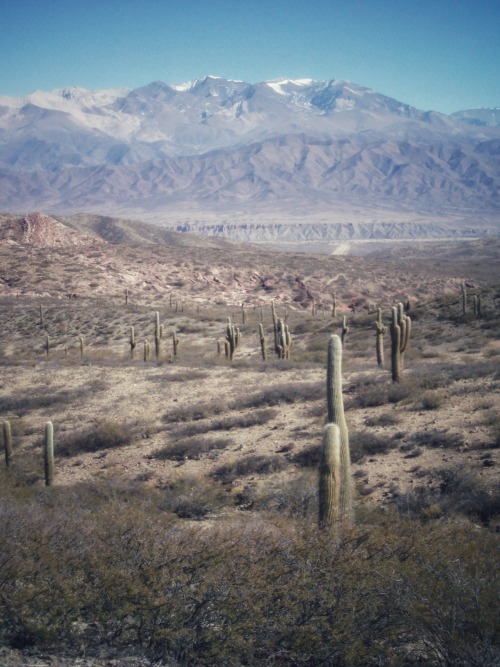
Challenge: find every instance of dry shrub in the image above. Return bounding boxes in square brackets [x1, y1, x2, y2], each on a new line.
[163, 400, 225, 423]
[161, 474, 228, 519]
[397, 466, 500, 525]
[155, 436, 234, 461]
[419, 391, 444, 410]
[57, 420, 134, 456]
[412, 429, 464, 450]
[350, 430, 397, 462]
[212, 454, 288, 484]
[365, 413, 400, 427]
[0, 477, 498, 666]
[229, 381, 322, 410]
[173, 408, 279, 437]
[291, 444, 321, 467]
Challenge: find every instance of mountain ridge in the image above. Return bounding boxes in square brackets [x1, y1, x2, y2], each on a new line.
[1, 76, 499, 242]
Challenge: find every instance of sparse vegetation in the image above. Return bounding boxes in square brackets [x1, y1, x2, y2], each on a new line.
[0, 219, 499, 665]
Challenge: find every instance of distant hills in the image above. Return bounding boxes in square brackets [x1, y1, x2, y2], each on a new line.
[0, 76, 499, 242]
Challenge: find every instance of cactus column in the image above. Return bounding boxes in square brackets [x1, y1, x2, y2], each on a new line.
[225, 318, 238, 361]
[374, 308, 387, 367]
[44, 421, 54, 487]
[332, 293, 338, 318]
[318, 424, 341, 528]
[390, 303, 411, 382]
[3, 421, 12, 468]
[341, 316, 349, 347]
[154, 312, 161, 360]
[258, 323, 267, 361]
[130, 327, 136, 359]
[321, 334, 352, 524]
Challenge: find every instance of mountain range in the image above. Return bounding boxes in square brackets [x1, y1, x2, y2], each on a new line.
[0, 76, 499, 242]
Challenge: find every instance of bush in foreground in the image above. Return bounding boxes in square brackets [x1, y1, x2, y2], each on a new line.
[0, 474, 498, 666]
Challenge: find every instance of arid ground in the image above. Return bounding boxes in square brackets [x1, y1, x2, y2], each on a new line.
[1, 213, 499, 666]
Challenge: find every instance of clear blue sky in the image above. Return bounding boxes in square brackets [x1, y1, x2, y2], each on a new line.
[1, 0, 499, 114]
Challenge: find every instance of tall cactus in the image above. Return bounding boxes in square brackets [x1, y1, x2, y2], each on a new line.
[374, 308, 387, 367]
[44, 421, 54, 487]
[130, 326, 136, 359]
[390, 303, 411, 382]
[324, 334, 352, 522]
[341, 316, 349, 347]
[3, 421, 12, 468]
[461, 283, 467, 316]
[332, 293, 338, 318]
[473, 294, 481, 318]
[172, 331, 179, 357]
[225, 318, 238, 361]
[318, 424, 341, 528]
[271, 301, 279, 353]
[258, 323, 267, 361]
[154, 311, 161, 360]
[277, 318, 292, 359]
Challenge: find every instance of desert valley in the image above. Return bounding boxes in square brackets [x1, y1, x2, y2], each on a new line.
[0, 207, 499, 666]
[0, 75, 499, 667]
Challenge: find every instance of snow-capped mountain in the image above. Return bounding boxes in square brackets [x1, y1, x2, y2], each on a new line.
[0, 76, 499, 239]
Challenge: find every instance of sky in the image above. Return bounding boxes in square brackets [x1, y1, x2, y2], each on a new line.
[1, 0, 499, 114]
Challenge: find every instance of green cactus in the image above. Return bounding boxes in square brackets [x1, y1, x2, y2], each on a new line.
[258, 323, 267, 361]
[332, 293, 338, 318]
[225, 317, 238, 361]
[3, 421, 12, 468]
[172, 331, 179, 357]
[318, 423, 341, 528]
[326, 334, 352, 521]
[130, 326, 136, 359]
[154, 312, 161, 360]
[390, 303, 411, 382]
[277, 318, 292, 359]
[390, 307, 401, 382]
[341, 316, 349, 347]
[144, 339, 150, 362]
[473, 294, 482, 318]
[374, 308, 387, 367]
[44, 421, 54, 487]
[271, 301, 279, 353]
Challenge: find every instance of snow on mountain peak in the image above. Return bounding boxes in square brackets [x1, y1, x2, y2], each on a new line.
[265, 78, 317, 95]
[171, 75, 243, 92]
